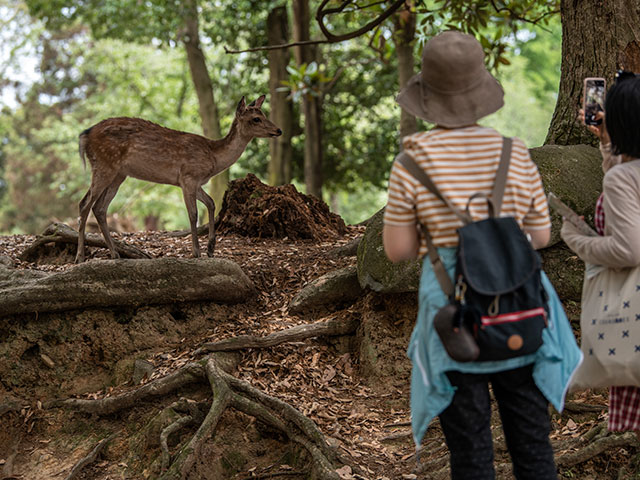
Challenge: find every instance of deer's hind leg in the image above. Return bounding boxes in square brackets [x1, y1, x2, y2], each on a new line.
[181, 184, 201, 257]
[92, 174, 126, 259]
[76, 168, 120, 263]
[197, 187, 216, 256]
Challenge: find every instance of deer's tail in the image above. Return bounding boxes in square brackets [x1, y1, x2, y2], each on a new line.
[78, 127, 92, 170]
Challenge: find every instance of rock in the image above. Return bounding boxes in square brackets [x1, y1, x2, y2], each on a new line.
[289, 266, 364, 313]
[531, 144, 603, 247]
[356, 209, 421, 293]
[132, 359, 155, 385]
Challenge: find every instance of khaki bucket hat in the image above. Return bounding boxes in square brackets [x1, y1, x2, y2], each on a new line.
[396, 30, 504, 128]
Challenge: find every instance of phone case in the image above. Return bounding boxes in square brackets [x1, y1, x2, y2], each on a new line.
[584, 77, 606, 126]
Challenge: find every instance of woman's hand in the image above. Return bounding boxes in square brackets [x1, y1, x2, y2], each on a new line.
[578, 108, 610, 144]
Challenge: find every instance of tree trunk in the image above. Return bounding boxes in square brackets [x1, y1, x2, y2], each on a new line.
[545, 0, 640, 146]
[292, 0, 324, 199]
[0, 257, 255, 317]
[393, 5, 418, 145]
[182, 0, 227, 216]
[267, 5, 295, 186]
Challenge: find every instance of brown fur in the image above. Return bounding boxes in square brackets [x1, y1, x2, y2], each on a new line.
[76, 95, 281, 262]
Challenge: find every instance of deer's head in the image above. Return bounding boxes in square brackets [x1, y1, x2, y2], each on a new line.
[236, 95, 282, 138]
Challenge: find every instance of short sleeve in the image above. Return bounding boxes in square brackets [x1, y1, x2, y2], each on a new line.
[383, 159, 419, 227]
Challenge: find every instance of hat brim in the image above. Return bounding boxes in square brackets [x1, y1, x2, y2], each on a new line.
[396, 70, 504, 128]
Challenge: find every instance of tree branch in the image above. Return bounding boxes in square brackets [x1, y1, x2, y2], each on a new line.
[225, 0, 407, 54]
[316, 0, 407, 42]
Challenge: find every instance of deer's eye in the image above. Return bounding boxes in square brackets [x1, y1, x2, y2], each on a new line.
[252, 117, 261, 123]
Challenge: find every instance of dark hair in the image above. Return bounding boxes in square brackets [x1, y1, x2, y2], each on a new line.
[605, 76, 640, 158]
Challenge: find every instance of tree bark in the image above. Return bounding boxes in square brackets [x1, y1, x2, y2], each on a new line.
[546, 0, 640, 145]
[292, 0, 324, 199]
[0, 257, 255, 317]
[393, 4, 418, 145]
[182, 0, 227, 216]
[267, 5, 295, 186]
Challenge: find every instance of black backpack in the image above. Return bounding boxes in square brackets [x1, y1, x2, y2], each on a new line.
[397, 137, 548, 362]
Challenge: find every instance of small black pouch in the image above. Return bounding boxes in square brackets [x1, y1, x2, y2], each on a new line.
[433, 304, 479, 363]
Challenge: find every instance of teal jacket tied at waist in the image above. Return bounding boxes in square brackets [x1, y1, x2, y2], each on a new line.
[409, 247, 583, 447]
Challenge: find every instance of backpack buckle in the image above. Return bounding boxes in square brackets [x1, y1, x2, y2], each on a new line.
[455, 276, 467, 304]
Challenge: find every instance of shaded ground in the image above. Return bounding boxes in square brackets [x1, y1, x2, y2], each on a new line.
[0, 197, 638, 479]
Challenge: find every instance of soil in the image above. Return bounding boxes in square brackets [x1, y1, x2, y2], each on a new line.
[0, 179, 638, 480]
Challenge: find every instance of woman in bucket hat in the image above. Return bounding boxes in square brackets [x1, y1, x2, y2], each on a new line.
[383, 31, 581, 479]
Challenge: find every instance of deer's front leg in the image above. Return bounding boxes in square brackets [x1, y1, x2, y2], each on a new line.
[181, 186, 200, 258]
[196, 187, 216, 257]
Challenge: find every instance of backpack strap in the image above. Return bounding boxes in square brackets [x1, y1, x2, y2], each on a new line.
[397, 154, 472, 225]
[491, 137, 513, 215]
[395, 137, 513, 297]
[396, 153, 456, 296]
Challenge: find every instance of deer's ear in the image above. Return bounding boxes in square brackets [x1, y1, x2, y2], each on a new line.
[253, 95, 266, 108]
[236, 96, 246, 114]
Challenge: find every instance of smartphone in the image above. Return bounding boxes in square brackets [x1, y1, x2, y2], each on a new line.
[583, 77, 606, 126]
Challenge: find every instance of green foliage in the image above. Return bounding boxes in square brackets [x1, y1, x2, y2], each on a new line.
[282, 62, 332, 101]
[414, 0, 559, 70]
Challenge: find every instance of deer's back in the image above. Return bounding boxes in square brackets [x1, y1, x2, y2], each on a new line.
[83, 117, 214, 185]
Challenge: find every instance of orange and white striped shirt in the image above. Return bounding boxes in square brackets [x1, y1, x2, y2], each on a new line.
[384, 126, 550, 255]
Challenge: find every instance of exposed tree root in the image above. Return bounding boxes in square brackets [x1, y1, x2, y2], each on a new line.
[63, 432, 118, 480]
[556, 430, 639, 467]
[19, 222, 150, 261]
[197, 316, 359, 353]
[168, 223, 209, 238]
[48, 362, 206, 415]
[327, 237, 361, 258]
[161, 355, 343, 480]
[160, 415, 195, 472]
[50, 354, 346, 479]
[562, 401, 606, 414]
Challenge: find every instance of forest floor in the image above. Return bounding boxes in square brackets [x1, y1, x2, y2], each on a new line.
[0, 179, 638, 479]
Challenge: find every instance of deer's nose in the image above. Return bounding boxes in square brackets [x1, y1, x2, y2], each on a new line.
[276, 128, 282, 136]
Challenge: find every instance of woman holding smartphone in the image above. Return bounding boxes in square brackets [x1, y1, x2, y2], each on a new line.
[564, 71, 640, 437]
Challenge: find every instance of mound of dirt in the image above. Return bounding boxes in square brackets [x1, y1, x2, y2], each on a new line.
[215, 174, 346, 240]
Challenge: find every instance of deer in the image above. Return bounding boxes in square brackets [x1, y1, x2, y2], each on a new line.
[75, 95, 282, 262]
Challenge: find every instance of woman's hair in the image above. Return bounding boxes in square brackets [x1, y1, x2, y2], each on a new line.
[605, 76, 640, 158]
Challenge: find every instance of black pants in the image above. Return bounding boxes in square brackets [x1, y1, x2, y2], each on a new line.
[438, 364, 557, 480]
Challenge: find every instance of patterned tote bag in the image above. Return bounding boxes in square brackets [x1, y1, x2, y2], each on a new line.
[571, 264, 640, 389]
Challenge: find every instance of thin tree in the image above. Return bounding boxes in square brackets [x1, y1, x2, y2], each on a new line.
[292, 0, 324, 199]
[182, 0, 227, 216]
[267, 4, 295, 186]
